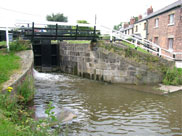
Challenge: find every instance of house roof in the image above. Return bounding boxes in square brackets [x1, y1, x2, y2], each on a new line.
[136, 0, 182, 23]
[120, 24, 134, 31]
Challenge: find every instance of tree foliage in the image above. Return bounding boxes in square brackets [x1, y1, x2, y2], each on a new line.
[77, 20, 89, 24]
[114, 22, 123, 30]
[46, 13, 68, 22]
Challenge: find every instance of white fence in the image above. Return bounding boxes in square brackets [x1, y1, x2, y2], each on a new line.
[100, 25, 182, 61]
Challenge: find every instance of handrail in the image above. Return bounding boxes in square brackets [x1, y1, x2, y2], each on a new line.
[99, 25, 182, 61]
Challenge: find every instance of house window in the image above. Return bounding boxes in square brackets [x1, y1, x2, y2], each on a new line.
[144, 22, 146, 30]
[155, 18, 159, 27]
[168, 38, 174, 50]
[132, 28, 134, 34]
[135, 25, 138, 32]
[168, 14, 174, 25]
[154, 37, 159, 44]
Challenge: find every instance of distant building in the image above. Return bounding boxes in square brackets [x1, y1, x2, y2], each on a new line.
[133, 14, 148, 39]
[147, 0, 182, 57]
[120, 17, 135, 35]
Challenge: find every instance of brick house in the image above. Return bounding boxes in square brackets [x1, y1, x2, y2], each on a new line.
[133, 15, 147, 39]
[147, 0, 182, 58]
[120, 17, 135, 35]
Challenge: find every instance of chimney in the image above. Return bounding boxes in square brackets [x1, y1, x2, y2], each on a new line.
[147, 6, 153, 15]
[138, 14, 142, 20]
[124, 23, 129, 28]
[130, 17, 136, 25]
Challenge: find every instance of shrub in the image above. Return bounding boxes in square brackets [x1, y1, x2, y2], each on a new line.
[10, 40, 31, 51]
[17, 75, 34, 103]
[162, 67, 182, 85]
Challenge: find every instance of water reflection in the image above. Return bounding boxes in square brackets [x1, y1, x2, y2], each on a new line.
[34, 71, 182, 136]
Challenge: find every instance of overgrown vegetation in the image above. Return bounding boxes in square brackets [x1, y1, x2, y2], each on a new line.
[9, 40, 31, 52]
[17, 76, 34, 103]
[162, 67, 182, 85]
[0, 40, 31, 52]
[0, 74, 65, 136]
[121, 41, 149, 54]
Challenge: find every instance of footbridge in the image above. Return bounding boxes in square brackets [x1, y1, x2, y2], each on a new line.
[2, 21, 182, 69]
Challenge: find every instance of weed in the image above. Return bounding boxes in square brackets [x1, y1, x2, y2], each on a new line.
[162, 67, 182, 85]
[17, 75, 34, 103]
[10, 40, 31, 52]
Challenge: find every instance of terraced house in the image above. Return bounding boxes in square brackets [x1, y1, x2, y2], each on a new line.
[147, 0, 182, 58]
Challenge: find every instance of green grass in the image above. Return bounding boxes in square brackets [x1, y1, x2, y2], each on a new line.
[0, 114, 27, 136]
[121, 41, 149, 54]
[66, 40, 91, 44]
[0, 52, 20, 86]
[0, 41, 6, 47]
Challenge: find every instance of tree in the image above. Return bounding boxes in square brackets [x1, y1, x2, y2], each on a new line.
[114, 22, 123, 30]
[77, 20, 89, 24]
[46, 13, 68, 22]
[134, 17, 138, 22]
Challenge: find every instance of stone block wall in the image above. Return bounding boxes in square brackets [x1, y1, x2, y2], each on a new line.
[59, 42, 174, 84]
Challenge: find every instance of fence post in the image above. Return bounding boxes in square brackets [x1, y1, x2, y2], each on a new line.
[93, 25, 96, 41]
[56, 24, 58, 40]
[6, 27, 9, 52]
[31, 22, 34, 42]
[157, 47, 161, 57]
[173, 54, 176, 59]
[75, 25, 78, 40]
[110, 30, 112, 43]
[135, 39, 138, 49]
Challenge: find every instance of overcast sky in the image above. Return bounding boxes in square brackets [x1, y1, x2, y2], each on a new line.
[0, 0, 177, 27]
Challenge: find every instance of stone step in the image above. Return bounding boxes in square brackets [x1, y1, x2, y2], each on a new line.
[175, 61, 182, 68]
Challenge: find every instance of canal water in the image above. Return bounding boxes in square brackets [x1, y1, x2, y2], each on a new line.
[34, 70, 182, 136]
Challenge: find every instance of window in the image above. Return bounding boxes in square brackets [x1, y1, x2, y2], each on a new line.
[135, 25, 138, 32]
[155, 18, 159, 27]
[168, 38, 174, 50]
[154, 37, 159, 44]
[144, 22, 147, 30]
[168, 14, 174, 25]
[132, 28, 134, 34]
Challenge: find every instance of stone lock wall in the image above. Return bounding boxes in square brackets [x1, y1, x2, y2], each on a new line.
[59, 42, 173, 84]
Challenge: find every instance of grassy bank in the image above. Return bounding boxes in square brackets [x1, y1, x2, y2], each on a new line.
[65, 40, 91, 44]
[0, 52, 20, 88]
[0, 41, 6, 47]
[121, 41, 149, 54]
[0, 39, 64, 136]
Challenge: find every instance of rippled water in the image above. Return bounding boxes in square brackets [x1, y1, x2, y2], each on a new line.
[34, 70, 182, 136]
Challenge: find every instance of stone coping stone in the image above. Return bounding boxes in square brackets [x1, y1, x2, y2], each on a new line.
[158, 84, 182, 94]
